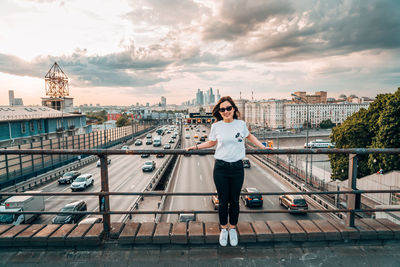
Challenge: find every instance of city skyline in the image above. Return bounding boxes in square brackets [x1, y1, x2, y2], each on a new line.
[0, 0, 399, 106]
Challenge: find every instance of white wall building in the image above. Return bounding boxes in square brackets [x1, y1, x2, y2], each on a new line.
[284, 102, 370, 129]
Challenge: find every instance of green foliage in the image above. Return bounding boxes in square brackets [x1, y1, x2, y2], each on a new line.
[319, 119, 334, 129]
[330, 88, 400, 180]
[87, 110, 108, 124]
[116, 114, 131, 127]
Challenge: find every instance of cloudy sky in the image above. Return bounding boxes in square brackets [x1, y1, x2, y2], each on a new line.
[0, 0, 399, 106]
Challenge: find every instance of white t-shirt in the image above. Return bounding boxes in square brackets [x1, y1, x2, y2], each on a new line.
[209, 119, 249, 162]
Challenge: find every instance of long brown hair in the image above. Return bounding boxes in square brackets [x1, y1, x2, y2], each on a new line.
[212, 96, 240, 121]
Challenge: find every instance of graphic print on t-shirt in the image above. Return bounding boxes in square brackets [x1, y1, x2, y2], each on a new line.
[235, 132, 243, 142]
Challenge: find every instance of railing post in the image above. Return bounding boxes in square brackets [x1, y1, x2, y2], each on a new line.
[99, 154, 111, 239]
[346, 154, 358, 227]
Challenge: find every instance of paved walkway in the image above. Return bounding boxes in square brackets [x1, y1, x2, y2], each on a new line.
[1, 242, 400, 266]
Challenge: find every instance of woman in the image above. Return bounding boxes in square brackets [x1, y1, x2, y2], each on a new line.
[186, 96, 269, 247]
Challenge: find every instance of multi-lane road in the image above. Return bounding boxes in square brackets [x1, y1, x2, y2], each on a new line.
[161, 125, 327, 223]
[19, 123, 332, 225]
[35, 127, 178, 224]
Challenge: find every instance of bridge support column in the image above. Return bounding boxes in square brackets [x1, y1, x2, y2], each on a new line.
[346, 154, 359, 227]
[99, 155, 111, 239]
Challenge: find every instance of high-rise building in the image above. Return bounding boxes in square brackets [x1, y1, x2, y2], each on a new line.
[216, 89, 221, 102]
[209, 87, 215, 104]
[161, 96, 166, 107]
[9, 90, 14, 106]
[196, 89, 204, 106]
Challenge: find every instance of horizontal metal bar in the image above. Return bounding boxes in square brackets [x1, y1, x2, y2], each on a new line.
[0, 148, 399, 155]
[2, 189, 400, 197]
[2, 208, 400, 215]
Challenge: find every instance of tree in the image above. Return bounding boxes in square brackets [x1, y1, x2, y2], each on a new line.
[329, 88, 400, 180]
[116, 114, 130, 127]
[319, 119, 334, 129]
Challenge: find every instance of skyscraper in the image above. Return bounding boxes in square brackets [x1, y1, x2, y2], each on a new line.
[161, 96, 166, 107]
[209, 87, 215, 104]
[196, 89, 204, 106]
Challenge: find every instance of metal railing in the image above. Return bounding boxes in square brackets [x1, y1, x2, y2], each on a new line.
[0, 148, 399, 239]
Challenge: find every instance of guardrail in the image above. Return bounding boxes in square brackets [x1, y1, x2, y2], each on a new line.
[0, 148, 399, 240]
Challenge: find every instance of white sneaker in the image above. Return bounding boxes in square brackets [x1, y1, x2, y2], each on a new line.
[219, 228, 228, 247]
[229, 228, 238, 246]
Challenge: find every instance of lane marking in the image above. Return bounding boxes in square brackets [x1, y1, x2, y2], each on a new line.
[200, 174, 203, 181]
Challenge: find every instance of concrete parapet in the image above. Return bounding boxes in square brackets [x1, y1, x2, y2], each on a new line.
[0, 219, 399, 248]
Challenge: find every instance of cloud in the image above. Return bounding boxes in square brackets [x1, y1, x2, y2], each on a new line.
[203, 0, 294, 41]
[125, 0, 208, 26]
[221, 0, 400, 62]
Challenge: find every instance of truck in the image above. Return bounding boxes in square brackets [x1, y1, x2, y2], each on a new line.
[153, 136, 162, 147]
[0, 191, 45, 225]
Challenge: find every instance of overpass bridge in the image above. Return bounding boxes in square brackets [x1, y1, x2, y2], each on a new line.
[0, 125, 399, 266]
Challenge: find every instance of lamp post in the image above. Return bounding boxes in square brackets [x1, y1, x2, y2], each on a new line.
[291, 93, 309, 185]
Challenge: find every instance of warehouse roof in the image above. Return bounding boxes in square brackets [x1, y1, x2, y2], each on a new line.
[0, 106, 82, 122]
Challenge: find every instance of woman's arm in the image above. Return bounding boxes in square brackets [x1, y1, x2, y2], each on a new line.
[186, 140, 217, 151]
[246, 133, 270, 149]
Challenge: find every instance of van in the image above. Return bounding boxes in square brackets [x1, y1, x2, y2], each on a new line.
[0, 191, 45, 225]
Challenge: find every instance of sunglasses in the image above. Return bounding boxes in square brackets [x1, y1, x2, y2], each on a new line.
[219, 106, 233, 112]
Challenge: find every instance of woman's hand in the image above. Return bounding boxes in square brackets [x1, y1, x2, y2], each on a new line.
[186, 146, 196, 151]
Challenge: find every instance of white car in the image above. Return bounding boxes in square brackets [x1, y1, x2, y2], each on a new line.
[122, 145, 130, 149]
[96, 158, 111, 167]
[78, 217, 102, 225]
[71, 174, 94, 191]
[185, 134, 190, 139]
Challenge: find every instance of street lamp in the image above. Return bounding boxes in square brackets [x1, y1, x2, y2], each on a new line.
[291, 93, 310, 185]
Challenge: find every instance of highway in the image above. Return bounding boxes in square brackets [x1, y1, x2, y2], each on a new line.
[35, 126, 179, 224]
[162, 124, 327, 223]
[28, 123, 332, 225]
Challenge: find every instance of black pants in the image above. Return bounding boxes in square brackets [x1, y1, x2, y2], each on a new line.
[213, 159, 244, 226]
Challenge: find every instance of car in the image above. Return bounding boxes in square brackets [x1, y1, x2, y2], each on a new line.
[156, 153, 165, 158]
[52, 200, 87, 224]
[211, 192, 219, 210]
[203, 135, 208, 138]
[142, 161, 156, 172]
[202, 130, 206, 133]
[196, 141, 202, 145]
[164, 144, 171, 149]
[185, 128, 189, 131]
[70, 174, 94, 191]
[58, 171, 81, 184]
[96, 158, 111, 167]
[121, 145, 130, 150]
[134, 139, 142, 146]
[200, 136, 206, 142]
[241, 188, 263, 207]
[185, 134, 190, 139]
[141, 154, 150, 158]
[196, 129, 200, 132]
[167, 130, 171, 134]
[169, 139, 175, 143]
[146, 140, 153, 145]
[178, 213, 196, 222]
[78, 217, 102, 225]
[171, 135, 176, 139]
[243, 158, 251, 168]
[194, 135, 198, 139]
[279, 195, 308, 214]
[146, 134, 152, 139]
